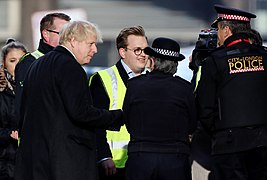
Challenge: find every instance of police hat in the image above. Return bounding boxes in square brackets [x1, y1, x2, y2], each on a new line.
[211, 4, 256, 28]
[144, 37, 185, 62]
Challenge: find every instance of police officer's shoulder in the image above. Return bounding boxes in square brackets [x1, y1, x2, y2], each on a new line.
[208, 45, 228, 60]
[210, 46, 225, 55]
[19, 52, 31, 62]
[252, 43, 267, 52]
[19, 52, 35, 64]
[173, 75, 191, 85]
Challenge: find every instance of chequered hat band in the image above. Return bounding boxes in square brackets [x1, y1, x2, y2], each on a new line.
[218, 13, 250, 21]
[153, 48, 180, 57]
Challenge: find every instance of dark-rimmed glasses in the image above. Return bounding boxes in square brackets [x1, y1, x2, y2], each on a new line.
[126, 47, 145, 56]
[46, 29, 60, 35]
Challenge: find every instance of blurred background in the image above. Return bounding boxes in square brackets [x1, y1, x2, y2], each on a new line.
[0, 0, 264, 80]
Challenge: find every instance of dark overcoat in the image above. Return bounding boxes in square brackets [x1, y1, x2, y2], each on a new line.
[15, 46, 122, 180]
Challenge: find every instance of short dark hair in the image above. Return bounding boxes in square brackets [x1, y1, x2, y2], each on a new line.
[116, 25, 146, 50]
[219, 20, 251, 34]
[153, 58, 178, 75]
[40, 13, 71, 39]
[1, 38, 27, 62]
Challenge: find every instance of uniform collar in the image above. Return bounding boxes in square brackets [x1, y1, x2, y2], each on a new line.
[37, 39, 54, 54]
[224, 33, 250, 47]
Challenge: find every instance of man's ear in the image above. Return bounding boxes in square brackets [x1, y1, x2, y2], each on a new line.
[42, 29, 49, 42]
[119, 48, 126, 59]
[69, 37, 76, 48]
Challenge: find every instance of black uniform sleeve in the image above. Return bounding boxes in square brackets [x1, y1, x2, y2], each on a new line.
[187, 86, 197, 135]
[195, 56, 218, 134]
[15, 55, 35, 133]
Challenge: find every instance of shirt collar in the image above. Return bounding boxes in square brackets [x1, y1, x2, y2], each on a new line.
[120, 59, 138, 79]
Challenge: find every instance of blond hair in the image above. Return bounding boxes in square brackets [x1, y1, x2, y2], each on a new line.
[59, 21, 103, 45]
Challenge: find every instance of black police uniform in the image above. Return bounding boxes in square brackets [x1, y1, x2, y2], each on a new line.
[124, 71, 197, 180]
[196, 5, 267, 180]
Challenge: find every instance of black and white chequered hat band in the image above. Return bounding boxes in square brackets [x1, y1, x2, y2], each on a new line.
[153, 48, 180, 57]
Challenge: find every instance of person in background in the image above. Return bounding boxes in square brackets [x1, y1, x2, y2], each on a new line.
[0, 38, 27, 180]
[14, 21, 123, 180]
[248, 29, 263, 46]
[123, 37, 197, 180]
[196, 4, 267, 180]
[15, 12, 71, 133]
[89, 25, 148, 180]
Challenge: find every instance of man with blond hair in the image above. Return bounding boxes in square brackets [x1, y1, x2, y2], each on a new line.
[15, 21, 123, 180]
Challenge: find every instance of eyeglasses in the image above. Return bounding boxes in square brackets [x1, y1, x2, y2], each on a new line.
[46, 29, 60, 35]
[126, 47, 145, 56]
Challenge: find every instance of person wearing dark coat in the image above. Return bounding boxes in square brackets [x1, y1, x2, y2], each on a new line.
[15, 13, 71, 134]
[0, 39, 27, 180]
[123, 37, 197, 180]
[196, 4, 267, 180]
[14, 21, 123, 180]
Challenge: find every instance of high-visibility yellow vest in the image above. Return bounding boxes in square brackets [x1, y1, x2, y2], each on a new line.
[90, 65, 130, 168]
[18, 50, 44, 88]
[19, 50, 44, 63]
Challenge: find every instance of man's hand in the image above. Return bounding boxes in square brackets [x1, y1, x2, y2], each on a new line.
[10, 130, 18, 140]
[101, 159, 117, 176]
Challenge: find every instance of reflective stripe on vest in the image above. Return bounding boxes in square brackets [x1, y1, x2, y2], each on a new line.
[19, 52, 31, 62]
[31, 50, 44, 59]
[194, 66, 202, 92]
[96, 65, 130, 168]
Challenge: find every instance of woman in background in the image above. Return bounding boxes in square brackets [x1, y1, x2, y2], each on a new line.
[0, 38, 27, 180]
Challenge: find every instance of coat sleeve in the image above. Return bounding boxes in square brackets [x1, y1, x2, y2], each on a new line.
[89, 73, 112, 161]
[0, 95, 14, 146]
[195, 57, 218, 134]
[56, 57, 123, 130]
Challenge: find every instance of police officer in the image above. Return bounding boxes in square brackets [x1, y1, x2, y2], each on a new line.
[123, 37, 197, 180]
[15, 13, 71, 134]
[196, 4, 267, 180]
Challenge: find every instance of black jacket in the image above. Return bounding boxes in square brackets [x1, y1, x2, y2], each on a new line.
[15, 39, 54, 133]
[196, 33, 267, 154]
[89, 60, 129, 161]
[123, 71, 197, 154]
[15, 46, 123, 180]
[0, 69, 18, 179]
